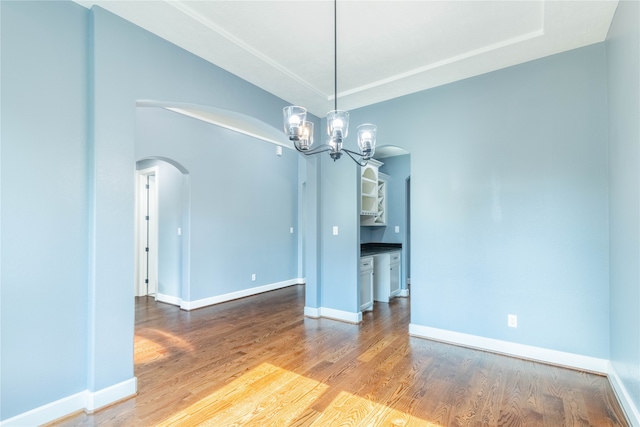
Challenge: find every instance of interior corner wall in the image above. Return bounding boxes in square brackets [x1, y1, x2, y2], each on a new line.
[606, 0, 640, 415]
[350, 43, 610, 358]
[0, 0, 89, 420]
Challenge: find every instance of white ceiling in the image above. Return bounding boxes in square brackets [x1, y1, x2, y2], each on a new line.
[73, 0, 618, 117]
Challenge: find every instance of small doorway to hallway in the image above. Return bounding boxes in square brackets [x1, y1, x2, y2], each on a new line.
[136, 167, 158, 297]
[135, 158, 190, 305]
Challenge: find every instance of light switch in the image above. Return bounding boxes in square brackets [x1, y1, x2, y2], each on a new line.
[290, 227, 294, 234]
[332, 226, 338, 235]
[276, 146, 283, 156]
[177, 227, 182, 235]
[395, 226, 400, 233]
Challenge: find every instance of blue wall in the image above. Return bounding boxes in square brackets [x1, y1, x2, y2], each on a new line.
[135, 108, 299, 301]
[1, 1, 89, 419]
[320, 146, 361, 314]
[350, 44, 610, 358]
[607, 0, 640, 413]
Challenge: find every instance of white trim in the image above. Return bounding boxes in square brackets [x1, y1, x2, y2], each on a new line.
[304, 306, 320, 318]
[0, 378, 136, 427]
[409, 324, 608, 374]
[304, 307, 362, 324]
[162, 3, 327, 100]
[318, 307, 362, 324]
[156, 293, 182, 307]
[85, 377, 137, 412]
[0, 391, 86, 427]
[137, 100, 291, 149]
[180, 278, 303, 311]
[399, 289, 410, 297]
[607, 361, 640, 426]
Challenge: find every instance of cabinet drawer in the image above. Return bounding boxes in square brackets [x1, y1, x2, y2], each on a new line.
[360, 256, 374, 271]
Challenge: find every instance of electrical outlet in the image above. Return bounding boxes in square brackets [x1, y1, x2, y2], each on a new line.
[395, 226, 400, 233]
[276, 146, 282, 156]
[333, 226, 338, 235]
[508, 314, 517, 328]
[251, 274, 256, 281]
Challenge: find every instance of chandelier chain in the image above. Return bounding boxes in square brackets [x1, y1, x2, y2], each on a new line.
[334, 0, 337, 112]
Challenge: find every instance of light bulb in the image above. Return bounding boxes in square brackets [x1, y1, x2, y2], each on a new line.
[360, 131, 372, 141]
[291, 116, 302, 126]
[332, 118, 344, 130]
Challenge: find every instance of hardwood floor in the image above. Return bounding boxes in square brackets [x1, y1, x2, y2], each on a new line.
[50, 285, 628, 426]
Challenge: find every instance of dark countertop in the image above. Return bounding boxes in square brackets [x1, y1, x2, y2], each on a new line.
[360, 243, 402, 256]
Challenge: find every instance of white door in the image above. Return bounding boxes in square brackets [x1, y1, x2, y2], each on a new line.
[136, 169, 158, 297]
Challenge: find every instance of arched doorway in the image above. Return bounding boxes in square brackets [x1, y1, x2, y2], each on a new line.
[135, 157, 190, 305]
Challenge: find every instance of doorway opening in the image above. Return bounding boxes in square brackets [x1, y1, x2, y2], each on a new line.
[135, 158, 190, 305]
[135, 167, 158, 297]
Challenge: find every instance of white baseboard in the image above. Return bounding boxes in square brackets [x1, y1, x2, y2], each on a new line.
[156, 293, 181, 306]
[304, 306, 362, 324]
[0, 377, 137, 427]
[304, 306, 320, 318]
[399, 289, 410, 297]
[607, 361, 640, 426]
[409, 324, 608, 374]
[181, 278, 303, 311]
[86, 377, 137, 412]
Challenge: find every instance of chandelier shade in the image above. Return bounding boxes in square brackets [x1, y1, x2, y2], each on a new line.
[357, 123, 377, 160]
[283, 106, 307, 141]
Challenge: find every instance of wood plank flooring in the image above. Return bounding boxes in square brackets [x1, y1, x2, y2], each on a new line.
[49, 285, 628, 426]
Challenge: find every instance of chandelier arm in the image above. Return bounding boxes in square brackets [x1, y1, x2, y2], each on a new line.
[294, 143, 333, 156]
[342, 148, 370, 167]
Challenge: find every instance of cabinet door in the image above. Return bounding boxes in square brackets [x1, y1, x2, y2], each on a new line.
[373, 254, 391, 303]
[389, 252, 401, 297]
[359, 270, 373, 311]
[390, 263, 400, 296]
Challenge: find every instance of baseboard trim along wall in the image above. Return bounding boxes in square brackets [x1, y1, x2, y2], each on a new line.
[0, 377, 137, 427]
[180, 278, 304, 311]
[408, 324, 609, 373]
[156, 293, 182, 306]
[410, 324, 640, 424]
[607, 361, 640, 427]
[304, 306, 363, 324]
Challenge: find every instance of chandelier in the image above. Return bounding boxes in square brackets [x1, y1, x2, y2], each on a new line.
[282, 0, 377, 166]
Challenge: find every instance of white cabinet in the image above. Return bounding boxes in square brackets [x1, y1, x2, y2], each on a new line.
[360, 160, 379, 216]
[389, 251, 401, 298]
[373, 251, 401, 303]
[359, 256, 374, 311]
[361, 160, 386, 226]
